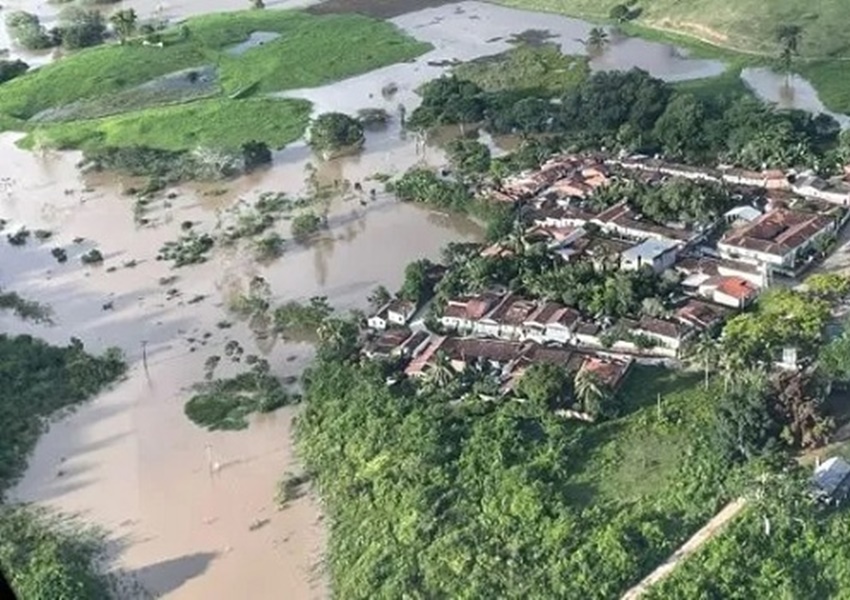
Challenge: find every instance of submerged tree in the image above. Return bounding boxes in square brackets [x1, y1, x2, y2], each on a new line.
[109, 9, 137, 44]
[308, 112, 364, 158]
[585, 27, 609, 56]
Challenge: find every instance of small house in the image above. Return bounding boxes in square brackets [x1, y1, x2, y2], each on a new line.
[387, 298, 416, 326]
[620, 239, 679, 273]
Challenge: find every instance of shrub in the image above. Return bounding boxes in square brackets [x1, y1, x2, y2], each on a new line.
[56, 6, 106, 50]
[5, 11, 53, 50]
[0, 59, 28, 85]
[308, 112, 364, 155]
[291, 212, 323, 241]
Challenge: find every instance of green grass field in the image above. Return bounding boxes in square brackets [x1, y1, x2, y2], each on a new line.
[453, 43, 589, 94]
[495, 0, 850, 58]
[25, 98, 313, 152]
[0, 9, 430, 152]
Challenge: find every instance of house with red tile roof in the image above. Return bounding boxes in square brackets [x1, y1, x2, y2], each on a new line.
[712, 276, 760, 309]
[718, 208, 835, 272]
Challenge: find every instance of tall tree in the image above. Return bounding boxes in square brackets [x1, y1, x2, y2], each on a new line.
[109, 9, 137, 44]
[776, 24, 802, 86]
[574, 368, 610, 418]
[585, 27, 609, 56]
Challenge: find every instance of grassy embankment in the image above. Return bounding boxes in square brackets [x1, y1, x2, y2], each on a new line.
[298, 356, 752, 597]
[493, 0, 850, 113]
[0, 10, 430, 152]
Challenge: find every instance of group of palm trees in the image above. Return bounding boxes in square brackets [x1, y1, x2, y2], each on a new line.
[421, 351, 612, 418]
[689, 333, 749, 392]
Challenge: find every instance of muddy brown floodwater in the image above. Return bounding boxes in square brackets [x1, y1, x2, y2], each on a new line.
[0, 122, 481, 599]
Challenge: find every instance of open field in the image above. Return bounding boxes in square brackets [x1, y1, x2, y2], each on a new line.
[453, 43, 589, 95]
[0, 9, 430, 152]
[493, 0, 850, 58]
[24, 97, 313, 152]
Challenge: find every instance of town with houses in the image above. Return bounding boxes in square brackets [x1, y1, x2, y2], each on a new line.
[363, 153, 850, 423]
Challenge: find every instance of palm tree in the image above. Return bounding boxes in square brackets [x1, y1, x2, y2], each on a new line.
[574, 368, 609, 418]
[719, 348, 747, 392]
[585, 27, 610, 56]
[690, 335, 720, 389]
[425, 351, 456, 389]
[109, 9, 137, 44]
[776, 24, 802, 87]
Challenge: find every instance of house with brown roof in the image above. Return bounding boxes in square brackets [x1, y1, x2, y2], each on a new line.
[440, 293, 501, 333]
[478, 294, 539, 340]
[593, 201, 696, 245]
[522, 303, 581, 345]
[674, 299, 730, 333]
[633, 316, 693, 355]
[577, 355, 632, 392]
[717, 208, 835, 272]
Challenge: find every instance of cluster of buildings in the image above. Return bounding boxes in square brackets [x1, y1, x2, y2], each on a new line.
[492, 154, 848, 280]
[361, 153, 850, 416]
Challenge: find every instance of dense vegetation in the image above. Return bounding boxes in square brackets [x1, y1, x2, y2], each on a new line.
[453, 43, 589, 94]
[0, 505, 113, 600]
[184, 359, 291, 431]
[646, 468, 850, 598]
[1, 10, 429, 154]
[0, 335, 126, 598]
[0, 335, 126, 491]
[308, 112, 365, 156]
[410, 69, 844, 172]
[298, 353, 750, 598]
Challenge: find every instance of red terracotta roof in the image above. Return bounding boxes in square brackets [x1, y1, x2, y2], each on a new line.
[716, 276, 758, 300]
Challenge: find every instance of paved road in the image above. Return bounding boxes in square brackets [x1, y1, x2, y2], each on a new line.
[620, 497, 748, 600]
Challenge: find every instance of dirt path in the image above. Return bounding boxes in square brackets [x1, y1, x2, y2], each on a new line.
[620, 497, 748, 600]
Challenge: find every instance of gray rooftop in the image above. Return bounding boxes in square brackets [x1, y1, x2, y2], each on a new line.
[621, 238, 679, 261]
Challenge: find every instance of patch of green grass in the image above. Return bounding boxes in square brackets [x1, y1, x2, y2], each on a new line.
[453, 43, 589, 94]
[494, 0, 850, 59]
[26, 97, 312, 152]
[673, 66, 752, 100]
[0, 9, 430, 152]
[571, 366, 711, 503]
[798, 61, 850, 114]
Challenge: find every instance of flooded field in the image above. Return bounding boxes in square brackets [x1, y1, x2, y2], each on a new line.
[2, 0, 850, 598]
[0, 124, 479, 599]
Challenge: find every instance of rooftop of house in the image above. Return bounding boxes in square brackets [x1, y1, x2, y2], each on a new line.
[637, 315, 687, 340]
[443, 337, 525, 364]
[575, 321, 601, 336]
[594, 201, 694, 242]
[674, 255, 762, 278]
[675, 299, 730, 330]
[578, 356, 632, 391]
[443, 293, 502, 321]
[721, 208, 833, 256]
[486, 294, 539, 326]
[387, 298, 416, 315]
[404, 335, 447, 376]
[621, 238, 679, 262]
[716, 276, 759, 300]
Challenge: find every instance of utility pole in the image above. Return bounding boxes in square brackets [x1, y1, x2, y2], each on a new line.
[141, 340, 149, 378]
